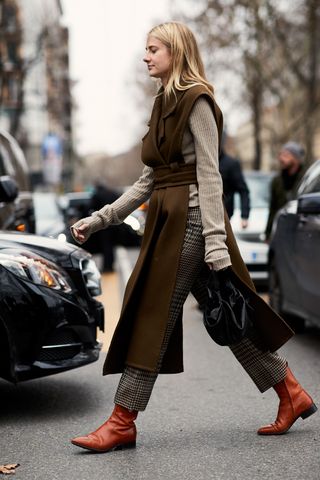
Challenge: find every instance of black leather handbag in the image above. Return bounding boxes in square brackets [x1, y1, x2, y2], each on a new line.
[203, 268, 253, 346]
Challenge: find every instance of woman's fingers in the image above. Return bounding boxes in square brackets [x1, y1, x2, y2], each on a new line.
[71, 223, 89, 242]
[77, 223, 89, 232]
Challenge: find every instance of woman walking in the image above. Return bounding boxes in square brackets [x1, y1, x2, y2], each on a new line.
[70, 22, 316, 452]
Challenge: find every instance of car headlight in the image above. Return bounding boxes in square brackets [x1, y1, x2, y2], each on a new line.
[80, 258, 101, 296]
[57, 233, 67, 242]
[124, 214, 141, 232]
[0, 249, 72, 293]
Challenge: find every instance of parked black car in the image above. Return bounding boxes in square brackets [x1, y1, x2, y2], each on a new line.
[0, 129, 35, 233]
[0, 230, 104, 383]
[269, 159, 320, 329]
[0, 131, 104, 383]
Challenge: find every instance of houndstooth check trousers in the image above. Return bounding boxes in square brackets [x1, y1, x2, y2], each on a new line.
[114, 207, 287, 411]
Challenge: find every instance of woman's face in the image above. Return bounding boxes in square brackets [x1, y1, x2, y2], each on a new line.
[143, 35, 171, 85]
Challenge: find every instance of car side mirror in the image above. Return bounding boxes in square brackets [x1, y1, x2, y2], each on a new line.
[297, 192, 320, 215]
[0, 176, 18, 203]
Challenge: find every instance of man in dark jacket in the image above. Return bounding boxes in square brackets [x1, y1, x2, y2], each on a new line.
[219, 149, 250, 228]
[265, 141, 305, 239]
[91, 182, 120, 272]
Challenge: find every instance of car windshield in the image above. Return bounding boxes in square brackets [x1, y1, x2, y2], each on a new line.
[234, 172, 273, 209]
[297, 160, 320, 195]
[34, 193, 62, 220]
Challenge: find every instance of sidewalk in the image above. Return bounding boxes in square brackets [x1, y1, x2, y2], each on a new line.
[95, 247, 132, 352]
[96, 271, 121, 352]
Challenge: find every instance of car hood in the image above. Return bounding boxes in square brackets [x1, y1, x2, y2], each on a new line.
[0, 230, 85, 266]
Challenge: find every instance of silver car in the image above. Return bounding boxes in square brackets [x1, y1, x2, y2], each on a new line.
[230, 171, 274, 288]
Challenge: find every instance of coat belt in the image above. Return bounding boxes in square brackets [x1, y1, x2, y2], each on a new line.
[153, 163, 197, 189]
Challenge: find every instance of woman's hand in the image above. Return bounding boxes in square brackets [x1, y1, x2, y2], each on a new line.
[241, 218, 249, 229]
[207, 264, 231, 275]
[70, 223, 90, 244]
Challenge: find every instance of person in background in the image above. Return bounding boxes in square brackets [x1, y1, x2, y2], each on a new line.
[219, 136, 250, 228]
[265, 141, 305, 239]
[91, 181, 120, 272]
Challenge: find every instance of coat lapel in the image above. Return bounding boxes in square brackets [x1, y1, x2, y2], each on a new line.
[147, 92, 166, 164]
[149, 89, 185, 163]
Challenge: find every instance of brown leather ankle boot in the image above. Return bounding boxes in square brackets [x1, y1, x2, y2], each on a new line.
[258, 367, 317, 435]
[71, 404, 138, 452]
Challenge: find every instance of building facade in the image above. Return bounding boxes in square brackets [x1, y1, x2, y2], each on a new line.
[0, 0, 73, 189]
[0, 0, 23, 131]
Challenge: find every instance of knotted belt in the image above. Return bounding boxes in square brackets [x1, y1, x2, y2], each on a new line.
[153, 163, 197, 190]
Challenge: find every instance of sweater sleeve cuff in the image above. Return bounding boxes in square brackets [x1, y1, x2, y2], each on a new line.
[87, 213, 105, 233]
[204, 246, 232, 271]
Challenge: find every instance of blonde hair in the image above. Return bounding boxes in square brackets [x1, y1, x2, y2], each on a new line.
[148, 22, 213, 98]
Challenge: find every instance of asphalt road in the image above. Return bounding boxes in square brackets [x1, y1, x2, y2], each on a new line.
[1, 250, 320, 480]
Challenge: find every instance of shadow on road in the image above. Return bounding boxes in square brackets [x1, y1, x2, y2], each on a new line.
[295, 327, 320, 349]
[0, 375, 104, 422]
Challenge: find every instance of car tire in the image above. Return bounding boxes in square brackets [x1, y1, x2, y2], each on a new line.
[269, 259, 305, 333]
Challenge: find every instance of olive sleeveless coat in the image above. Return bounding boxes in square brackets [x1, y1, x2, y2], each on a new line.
[102, 85, 293, 376]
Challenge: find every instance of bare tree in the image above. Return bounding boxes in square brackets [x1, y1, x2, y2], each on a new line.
[264, 0, 320, 163]
[173, 0, 320, 166]
[9, 26, 47, 137]
[0, 1, 63, 140]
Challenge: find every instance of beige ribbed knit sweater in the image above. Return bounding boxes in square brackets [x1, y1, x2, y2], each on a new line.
[71, 97, 231, 271]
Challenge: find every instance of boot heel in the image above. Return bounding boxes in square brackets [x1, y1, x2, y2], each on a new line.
[301, 403, 318, 420]
[115, 441, 136, 451]
[123, 441, 136, 449]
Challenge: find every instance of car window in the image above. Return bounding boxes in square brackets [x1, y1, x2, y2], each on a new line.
[34, 193, 62, 221]
[234, 173, 273, 209]
[298, 161, 320, 195]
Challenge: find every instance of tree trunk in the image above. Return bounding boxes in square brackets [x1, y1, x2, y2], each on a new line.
[252, 83, 262, 170]
[9, 71, 25, 139]
[304, 0, 319, 164]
